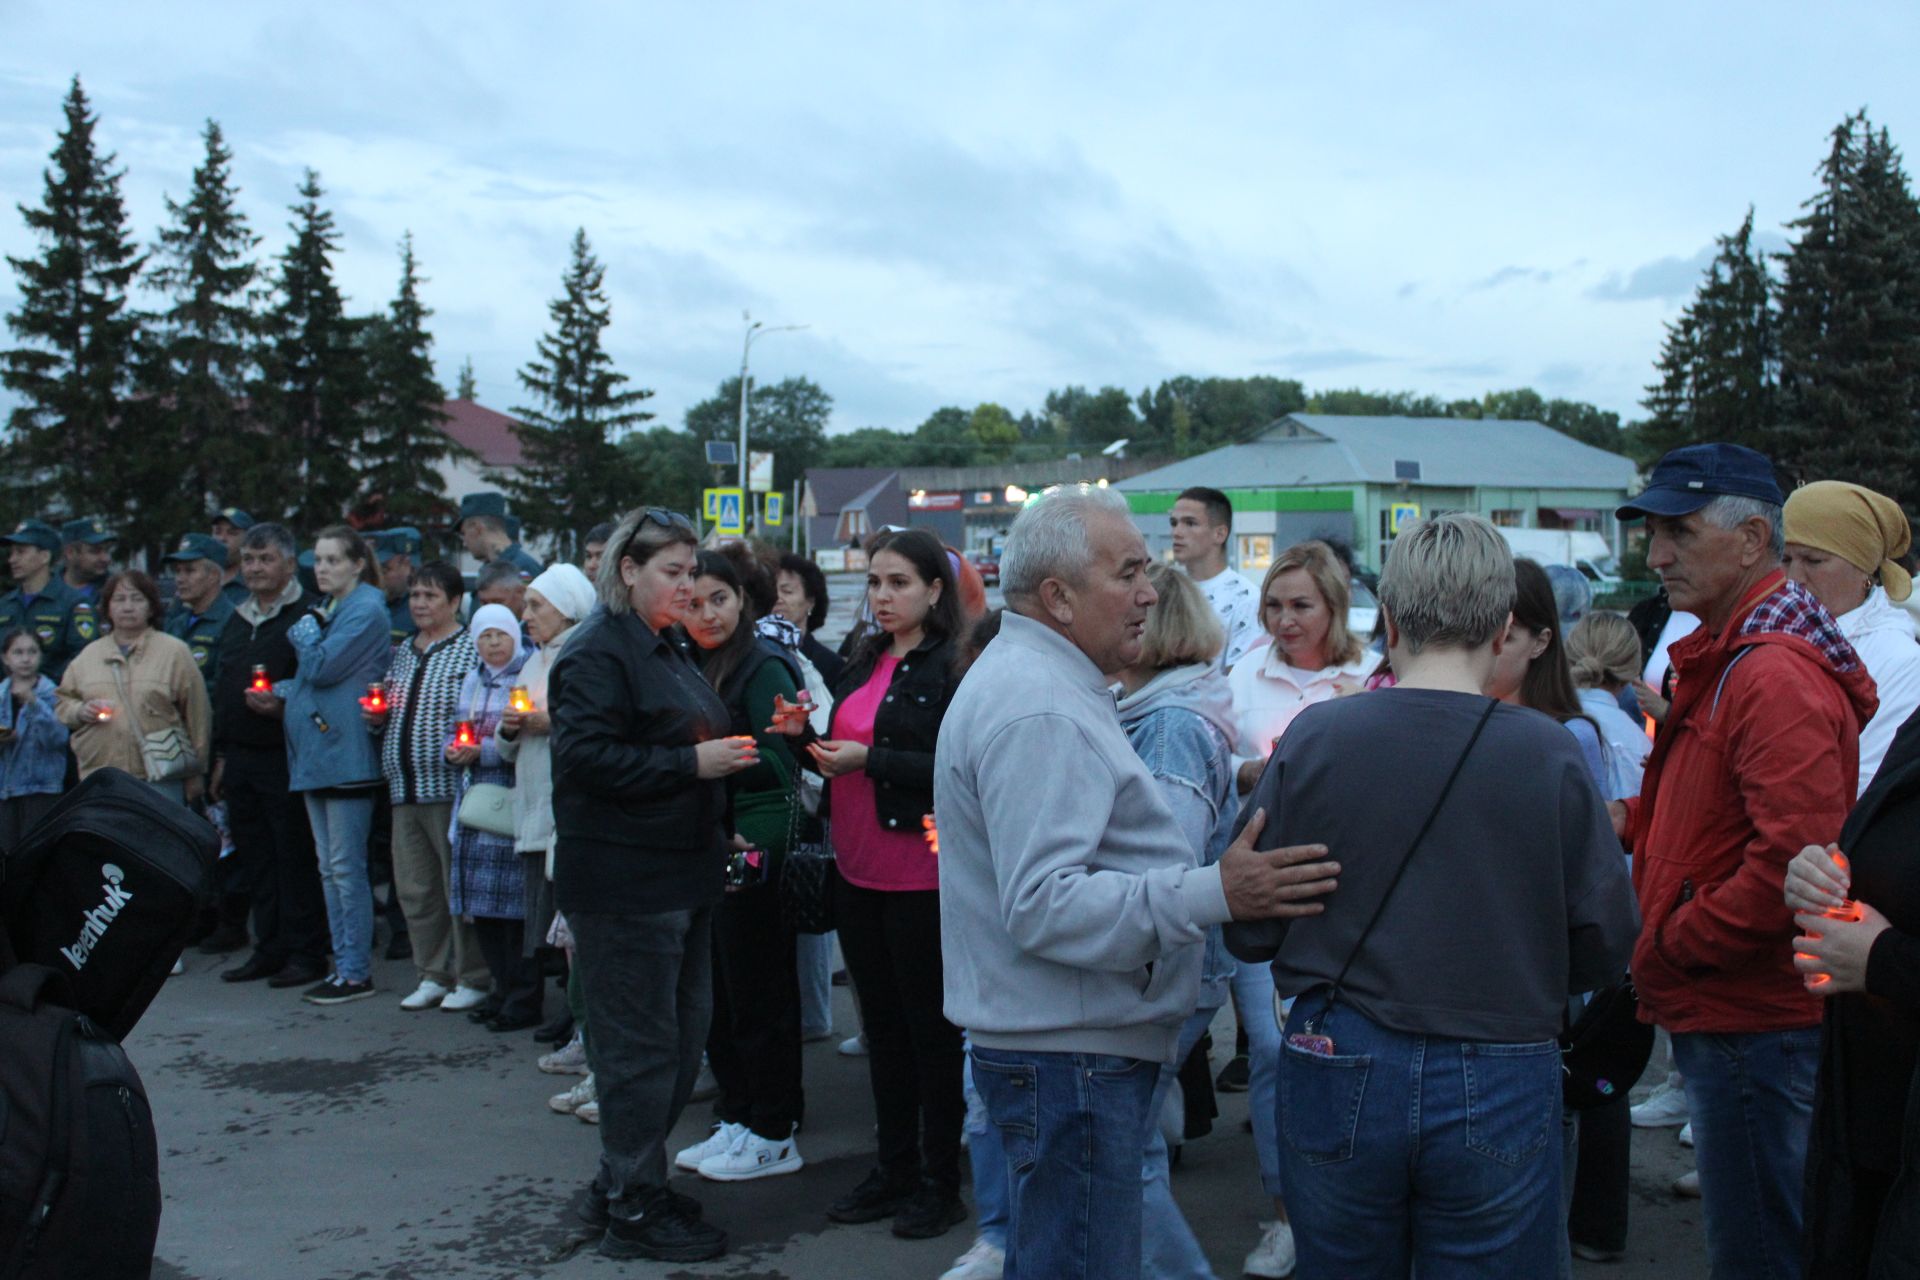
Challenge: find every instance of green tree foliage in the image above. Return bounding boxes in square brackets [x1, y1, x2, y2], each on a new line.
[684, 374, 831, 496]
[1471, 388, 1626, 450]
[1136, 376, 1307, 454]
[966, 402, 1019, 460]
[2, 77, 145, 526]
[1638, 210, 1778, 465]
[503, 229, 652, 535]
[139, 118, 261, 549]
[617, 426, 710, 512]
[1303, 388, 1453, 417]
[1041, 384, 1139, 450]
[356, 234, 462, 526]
[455, 355, 476, 400]
[1773, 111, 1920, 504]
[257, 170, 366, 530]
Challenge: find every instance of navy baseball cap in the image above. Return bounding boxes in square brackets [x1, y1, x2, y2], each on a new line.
[1, 520, 63, 553]
[212, 507, 256, 530]
[61, 516, 115, 545]
[1616, 443, 1785, 520]
[374, 527, 423, 563]
[164, 533, 229, 568]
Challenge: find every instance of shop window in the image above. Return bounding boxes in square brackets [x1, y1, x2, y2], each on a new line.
[1238, 535, 1274, 573]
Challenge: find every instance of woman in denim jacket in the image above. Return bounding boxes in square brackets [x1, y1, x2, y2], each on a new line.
[282, 525, 393, 1006]
[0, 627, 68, 850]
[1115, 563, 1241, 1280]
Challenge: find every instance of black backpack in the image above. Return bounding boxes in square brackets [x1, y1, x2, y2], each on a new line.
[1, 768, 217, 1040]
[0, 963, 160, 1280]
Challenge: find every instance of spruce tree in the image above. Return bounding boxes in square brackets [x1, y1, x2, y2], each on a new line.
[356, 234, 461, 525]
[141, 119, 263, 544]
[258, 169, 365, 531]
[504, 229, 651, 534]
[1639, 210, 1779, 465]
[455, 355, 476, 400]
[1774, 111, 1920, 505]
[1, 77, 145, 525]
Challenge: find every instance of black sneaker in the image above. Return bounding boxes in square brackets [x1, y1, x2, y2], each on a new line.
[892, 1182, 966, 1240]
[601, 1193, 726, 1263]
[303, 976, 377, 1006]
[827, 1168, 918, 1224]
[1215, 1054, 1251, 1093]
[572, 1183, 701, 1233]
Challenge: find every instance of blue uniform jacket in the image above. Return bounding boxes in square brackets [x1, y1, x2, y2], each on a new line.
[282, 583, 390, 792]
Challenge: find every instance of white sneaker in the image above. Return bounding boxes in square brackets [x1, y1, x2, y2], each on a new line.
[169, 958, 185, 976]
[399, 979, 451, 1011]
[549, 1074, 595, 1115]
[538, 1034, 589, 1075]
[575, 1099, 600, 1124]
[1631, 1078, 1690, 1127]
[676, 1121, 746, 1172]
[939, 1237, 1006, 1280]
[697, 1128, 803, 1182]
[1678, 1121, 1694, 1148]
[1243, 1219, 1297, 1278]
[838, 1035, 868, 1057]
[1674, 1168, 1701, 1198]
[690, 1061, 720, 1103]
[440, 984, 491, 1012]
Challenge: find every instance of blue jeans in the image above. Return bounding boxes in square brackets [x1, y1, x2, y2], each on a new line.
[972, 1045, 1159, 1280]
[1143, 1006, 1221, 1280]
[1279, 995, 1564, 1278]
[963, 1038, 1010, 1250]
[796, 929, 835, 1038]
[1230, 959, 1285, 1197]
[1670, 1027, 1820, 1280]
[302, 793, 375, 983]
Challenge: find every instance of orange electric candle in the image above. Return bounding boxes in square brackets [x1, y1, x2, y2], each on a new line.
[455, 721, 476, 747]
[508, 686, 533, 714]
[251, 664, 271, 693]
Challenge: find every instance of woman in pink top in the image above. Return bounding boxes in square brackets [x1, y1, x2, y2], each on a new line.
[771, 528, 969, 1239]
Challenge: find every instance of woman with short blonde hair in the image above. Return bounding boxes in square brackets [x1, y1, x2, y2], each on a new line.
[1136, 563, 1224, 671]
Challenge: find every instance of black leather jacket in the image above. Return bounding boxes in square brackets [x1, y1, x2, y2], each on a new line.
[549, 608, 732, 914]
[810, 633, 960, 836]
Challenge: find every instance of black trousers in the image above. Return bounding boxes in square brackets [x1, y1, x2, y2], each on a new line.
[1568, 1093, 1632, 1253]
[473, 917, 544, 1024]
[707, 881, 803, 1139]
[833, 869, 964, 1192]
[221, 746, 327, 967]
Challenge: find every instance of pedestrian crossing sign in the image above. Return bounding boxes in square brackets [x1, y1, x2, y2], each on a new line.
[1389, 502, 1421, 535]
[703, 488, 721, 519]
[714, 488, 746, 537]
[764, 493, 785, 527]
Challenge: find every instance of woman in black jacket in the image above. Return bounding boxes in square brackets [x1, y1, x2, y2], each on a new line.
[548, 507, 757, 1266]
[771, 527, 969, 1239]
[1788, 706, 1920, 1278]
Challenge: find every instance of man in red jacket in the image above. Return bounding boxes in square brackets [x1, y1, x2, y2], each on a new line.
[1613, 443, 1877, 1279]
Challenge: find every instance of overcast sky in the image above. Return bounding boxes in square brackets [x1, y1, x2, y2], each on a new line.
[4, 2, 1917, 435]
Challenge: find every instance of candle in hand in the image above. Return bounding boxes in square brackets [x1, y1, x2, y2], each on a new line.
[360, 682, 388, 713]
[508, 686, 533, 714]
[250, 664, 271, 693]
[455, 721, 476, 748]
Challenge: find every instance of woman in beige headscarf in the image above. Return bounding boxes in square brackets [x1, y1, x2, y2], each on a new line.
[1784, 480, 1920, 793]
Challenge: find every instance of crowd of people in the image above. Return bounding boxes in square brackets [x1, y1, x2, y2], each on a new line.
[4, 440, 1919, 1278]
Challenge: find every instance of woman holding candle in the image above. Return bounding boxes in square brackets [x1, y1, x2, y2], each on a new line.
[1788, 708, 1920, 1277]
[447, 603, 539, 1031]
[56, 570, 209, 800]
[549, 507, 755, 1264]
[366, 561, 488, 1013]
[0, 628, 69, 851]
[769, 527, 969, 1239]
[281, 526, 392, 1006]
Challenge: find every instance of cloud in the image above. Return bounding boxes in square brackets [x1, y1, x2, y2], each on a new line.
[1587, 231, 1792, 302]
[1468, 265, 1558, 291]
[1264, 347, 1393, 374]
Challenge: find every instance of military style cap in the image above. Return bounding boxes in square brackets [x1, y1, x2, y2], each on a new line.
[1, 520, 63, 553]
[61, 516, 115, 545]
[458, 492, 510, 523]
[374, 527, 424, 563]
[164, 532, 229, 568]
[212, 507, 256, 530]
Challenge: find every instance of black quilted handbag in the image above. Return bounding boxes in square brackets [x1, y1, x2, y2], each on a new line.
[778, 783, 836, 935]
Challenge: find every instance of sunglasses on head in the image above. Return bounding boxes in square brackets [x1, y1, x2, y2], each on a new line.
[637, 507, 694, 532]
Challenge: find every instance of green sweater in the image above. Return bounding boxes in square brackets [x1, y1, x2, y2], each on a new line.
[732, 657, 799, 858]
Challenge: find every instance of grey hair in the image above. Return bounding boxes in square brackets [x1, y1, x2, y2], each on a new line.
[1378, 513, 1515, 655]
[1700, 494, 1785, 559]
[999, 484, 1135, 601]
[475, 559, 526, 593]
[594, 507, 698, 615]
[240, 522, 297, 560]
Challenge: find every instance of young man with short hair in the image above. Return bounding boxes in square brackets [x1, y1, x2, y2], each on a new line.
[1169, 487, 1261, 670]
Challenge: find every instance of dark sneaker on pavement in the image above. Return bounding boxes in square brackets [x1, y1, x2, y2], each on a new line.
[1215, 1054, 1251, 1092]
[572, 1183, 701, 1233]
[892, 1182, 967, 1239]
[303, 976, 376, 1005]
[600, 1193, 725, 1263]
[828, 1168, 919, 1224]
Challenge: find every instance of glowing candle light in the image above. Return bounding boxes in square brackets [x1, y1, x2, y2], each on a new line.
[922, 813, 939, 855]
[508, 686, 533, 714]
[250, 664, 271, 693]
[455, 721, 476, 748]
[360, 682, 388, 713]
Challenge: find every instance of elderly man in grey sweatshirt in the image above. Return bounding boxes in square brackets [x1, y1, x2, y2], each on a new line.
[936, 485, 1340, 1280]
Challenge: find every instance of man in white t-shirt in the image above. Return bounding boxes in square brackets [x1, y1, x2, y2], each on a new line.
[1171, 487, 1264, 671]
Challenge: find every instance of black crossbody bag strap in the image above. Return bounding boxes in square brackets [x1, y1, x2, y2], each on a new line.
[1317, 697, 1499, 1020]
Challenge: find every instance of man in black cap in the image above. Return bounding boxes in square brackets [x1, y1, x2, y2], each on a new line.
[1610, 443, 1874, 1276]
[374, 527, 423, 645]
[211, 507, 256, 606]
[0, 519, 96, 681]
[457, 492, 542, 579]
[59, 516, 115, 603]
[164, 533, 237, 695]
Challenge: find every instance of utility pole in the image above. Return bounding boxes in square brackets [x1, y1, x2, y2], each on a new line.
[736, 311, 808, 512]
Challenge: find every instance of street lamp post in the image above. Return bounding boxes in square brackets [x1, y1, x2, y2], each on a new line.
[737, 311, 809, 503]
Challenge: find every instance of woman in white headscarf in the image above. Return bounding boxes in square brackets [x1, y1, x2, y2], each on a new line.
[494, 566, 596, 1072]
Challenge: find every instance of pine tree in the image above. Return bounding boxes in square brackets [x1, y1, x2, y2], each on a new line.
[1774, 111, 1920, 505]
[503, 229, 652, 535]
[257, 169, 365, 531]
[1639, 210, 1779, 465]
[140, 118, 262, 545]
[1, 77, 145, 525]
[455, 355, 476, 401]
[356, 234, 461, 525]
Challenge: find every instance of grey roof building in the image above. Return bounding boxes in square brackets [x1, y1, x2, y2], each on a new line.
[1116, 414, 1638, 572]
